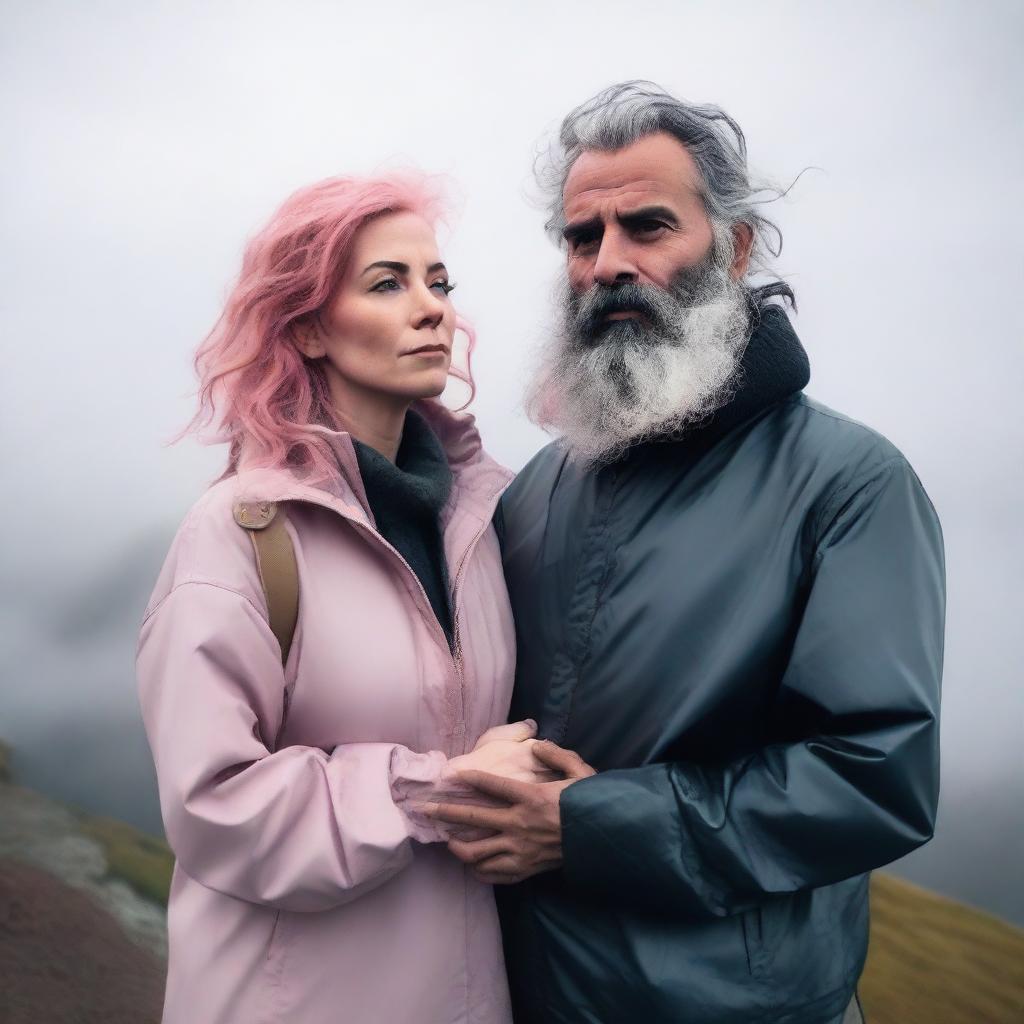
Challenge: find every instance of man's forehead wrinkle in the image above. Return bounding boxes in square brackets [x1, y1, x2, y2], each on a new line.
[568, 180, 665, 200]
[563, 134, 705, 218]
[564, 182, 678, 220]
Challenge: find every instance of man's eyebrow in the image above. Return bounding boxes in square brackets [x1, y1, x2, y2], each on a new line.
[562, 217, 603, 244]
[562, 206, 680, 244]
[360, 260, 448, 276]
[617, 206, 680, 227]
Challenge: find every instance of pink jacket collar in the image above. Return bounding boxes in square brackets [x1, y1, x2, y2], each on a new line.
[231, 399, 512, 529]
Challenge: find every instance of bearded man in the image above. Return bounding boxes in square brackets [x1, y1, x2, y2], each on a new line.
[425, 82, 944, 1024]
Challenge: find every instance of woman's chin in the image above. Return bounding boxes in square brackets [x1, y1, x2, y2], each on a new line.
[397, 370, 451, 400]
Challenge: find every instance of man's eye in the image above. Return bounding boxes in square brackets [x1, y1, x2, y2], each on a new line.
[635, 221, 667, 236]
[571, 234, 599, 252]
[370, 278, 400, 292]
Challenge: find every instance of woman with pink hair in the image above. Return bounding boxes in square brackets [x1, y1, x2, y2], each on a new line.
[137, 174, 542, 1023]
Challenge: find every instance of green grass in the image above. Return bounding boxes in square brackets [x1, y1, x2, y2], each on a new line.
[76, 814, 174, 907]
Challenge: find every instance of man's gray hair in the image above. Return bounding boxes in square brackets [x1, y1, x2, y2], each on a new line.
[537, 80, 795, 308]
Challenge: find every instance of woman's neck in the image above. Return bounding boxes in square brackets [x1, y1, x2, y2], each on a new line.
[328, 381, 409, 464]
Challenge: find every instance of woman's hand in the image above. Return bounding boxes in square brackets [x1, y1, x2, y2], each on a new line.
[444, 720, 561, 785]
[472, 719, 538, 751]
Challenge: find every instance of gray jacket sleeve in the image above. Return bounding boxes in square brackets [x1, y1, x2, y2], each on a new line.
[559, 457, 945, 917]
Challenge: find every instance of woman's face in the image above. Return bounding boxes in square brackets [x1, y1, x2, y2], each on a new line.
[300, 210, 456, 408]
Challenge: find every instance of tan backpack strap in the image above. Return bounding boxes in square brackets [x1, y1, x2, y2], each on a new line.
[233, 501, 299, 666]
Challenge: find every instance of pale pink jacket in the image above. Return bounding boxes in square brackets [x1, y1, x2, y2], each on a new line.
[137, 401, 515, 1024]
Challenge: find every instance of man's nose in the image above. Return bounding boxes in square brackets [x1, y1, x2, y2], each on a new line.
[592, 232, 639, 287]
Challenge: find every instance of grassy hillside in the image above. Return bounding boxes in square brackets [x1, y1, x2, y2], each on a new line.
[3, 729, 1022, 1024]
[77, 813, 175, 906]
[861, 873, 1024, 1023]
[67, 813, 1024, 1023]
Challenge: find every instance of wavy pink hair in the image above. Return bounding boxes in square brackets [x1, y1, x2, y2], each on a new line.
[183, 173, 475, 484]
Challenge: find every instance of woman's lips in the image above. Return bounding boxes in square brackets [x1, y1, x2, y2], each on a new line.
[404, 344, 449, 357]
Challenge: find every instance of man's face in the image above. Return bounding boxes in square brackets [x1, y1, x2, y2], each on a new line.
[561, 132, 718, 307]
[525, 131, 753, 466]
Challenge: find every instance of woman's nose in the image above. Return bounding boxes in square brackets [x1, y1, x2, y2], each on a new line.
[413, 285, 446, 329]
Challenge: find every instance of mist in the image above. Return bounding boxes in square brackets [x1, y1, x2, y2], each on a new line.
[2, 1, 1022, 926]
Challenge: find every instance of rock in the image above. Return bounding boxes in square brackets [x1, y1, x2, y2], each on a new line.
[0, 781, 168, 959]
[0, 858, 164, 1023]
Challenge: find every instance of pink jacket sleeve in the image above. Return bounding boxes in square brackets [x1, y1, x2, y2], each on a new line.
[136, 579, 459, 913]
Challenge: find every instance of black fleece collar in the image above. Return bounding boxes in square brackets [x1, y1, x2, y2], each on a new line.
[708, 303, 811, 440]
[353, 408, 453, 525]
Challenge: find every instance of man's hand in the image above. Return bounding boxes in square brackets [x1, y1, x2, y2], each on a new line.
[423, 740, 596, 884]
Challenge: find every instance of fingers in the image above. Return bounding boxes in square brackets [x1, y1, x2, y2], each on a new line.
[531, 740, 596, 780]
[420, 799, 513, 832]
[474, 853, 521, 876]
[450, 824, 498, 843]
[473, 719, 537, 750]
[472, 869, 526, 886]
[447, 835, 509, 865]
[454, 769, 535, 803]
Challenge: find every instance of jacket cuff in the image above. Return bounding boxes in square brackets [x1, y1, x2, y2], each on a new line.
[559, 772, 618, 887]
[558, 767, 722, 915]
[390, 747, 489, 843]
[390, 747, 509, 843]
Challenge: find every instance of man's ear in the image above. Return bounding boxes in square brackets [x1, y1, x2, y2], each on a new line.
[729, 223, 754, 281]
[292, 315, 326, 359]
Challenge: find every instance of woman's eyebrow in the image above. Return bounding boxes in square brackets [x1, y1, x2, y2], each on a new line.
[360, 260, 448, 277]
[360, 260, 408, 277]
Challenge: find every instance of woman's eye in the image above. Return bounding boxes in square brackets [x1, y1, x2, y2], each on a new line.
[431, 280, 456, 295]
[371, 278, 400, 292]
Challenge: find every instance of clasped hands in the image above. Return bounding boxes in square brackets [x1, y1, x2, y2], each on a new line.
[421, 720, 596, 885]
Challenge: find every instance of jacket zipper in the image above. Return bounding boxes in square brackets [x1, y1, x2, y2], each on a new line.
[345, 508, 505, 756]
[260, 480, 512, 754]
[447, 517, 494, 752]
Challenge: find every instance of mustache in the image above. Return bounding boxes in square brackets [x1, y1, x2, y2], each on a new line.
[571, 282, 670, 343]
[568, 259, 723, 346]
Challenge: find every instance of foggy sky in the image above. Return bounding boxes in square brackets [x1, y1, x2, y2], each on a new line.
[2, 2, 1022, 924]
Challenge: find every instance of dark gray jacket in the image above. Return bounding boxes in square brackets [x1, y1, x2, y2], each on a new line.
[496, 307, 944, 1024]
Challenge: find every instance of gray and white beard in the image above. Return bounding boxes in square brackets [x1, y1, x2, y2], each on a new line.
[525, 258, 751, 466]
